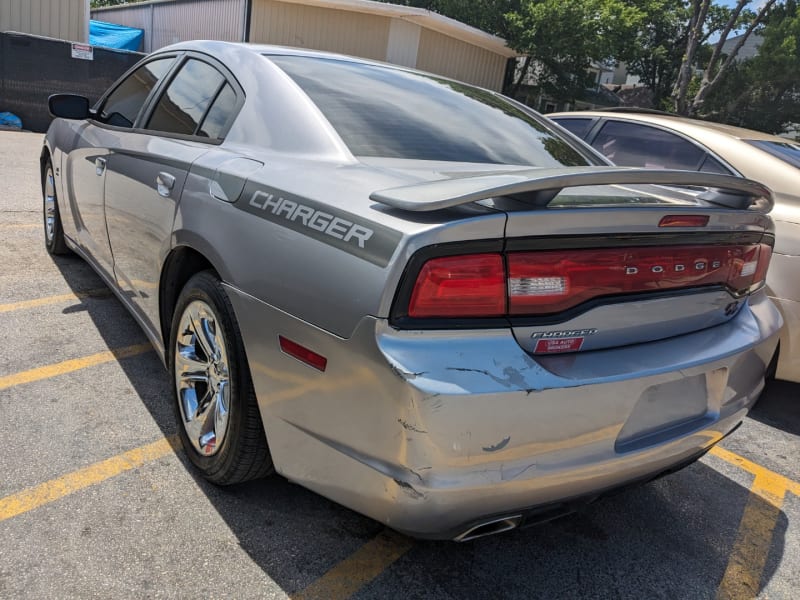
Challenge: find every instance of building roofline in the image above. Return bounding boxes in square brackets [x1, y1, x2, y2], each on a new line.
[92, 0, 519, 57]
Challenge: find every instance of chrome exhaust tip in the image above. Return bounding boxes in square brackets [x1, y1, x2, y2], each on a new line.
[453, 515, 522, 542]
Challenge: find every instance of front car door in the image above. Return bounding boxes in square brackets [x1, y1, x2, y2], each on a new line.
[103, 55, 243, 338]
[60, 56, 177, 280]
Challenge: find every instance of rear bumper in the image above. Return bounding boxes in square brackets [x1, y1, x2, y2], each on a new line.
[228, 287, 781, 540]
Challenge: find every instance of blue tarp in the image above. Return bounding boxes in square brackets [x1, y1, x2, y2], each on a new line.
[89, 20, 143, 52]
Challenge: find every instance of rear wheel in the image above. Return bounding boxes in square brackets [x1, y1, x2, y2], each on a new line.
[42, 160, 70, 255]
[170, 271, 273, 484]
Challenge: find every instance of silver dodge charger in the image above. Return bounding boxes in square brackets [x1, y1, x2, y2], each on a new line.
[42, 41, 781, 541]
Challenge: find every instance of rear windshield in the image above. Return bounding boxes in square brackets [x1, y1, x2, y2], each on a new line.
[747, 139, 800, 169]
[268, 55, 589, 167]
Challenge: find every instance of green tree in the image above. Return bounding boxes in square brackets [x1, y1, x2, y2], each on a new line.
[622, 1, 741, 109]
[506, 0, 643, 103]
[622, 1, 695, 109]
[702, 0, 800, 133]
[377, 0, 644, 104]
[673, 0, 780, 116]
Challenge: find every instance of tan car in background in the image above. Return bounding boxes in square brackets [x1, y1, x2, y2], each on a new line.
[550, 110, 800, 383]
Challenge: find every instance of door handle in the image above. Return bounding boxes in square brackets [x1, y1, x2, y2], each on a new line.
[95, 157, 106, 176]
[157, 172, 176, 198]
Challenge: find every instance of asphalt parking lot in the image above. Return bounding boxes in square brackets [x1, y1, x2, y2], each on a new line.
[1, 129, 798, 599]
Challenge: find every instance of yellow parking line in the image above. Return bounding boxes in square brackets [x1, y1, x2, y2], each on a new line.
[0, 343, 153, 391]
[291, 529, 413, 600]
[716, 475, 787, 600]
[711, 445, 799, 599]
[0, 223, 39, 230]
[710, 445, 800, 497]
[0, 288, 112, 313]
[287, 446, 798, 600]
[0, 435, 181, 522]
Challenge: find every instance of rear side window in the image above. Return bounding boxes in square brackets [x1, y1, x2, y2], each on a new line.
[553, 117, 595, 140]
[268, 55, 590, 167]
[147, 59, 227, 136]
[699, 154, 732, 174]
[591, 121, 705, 170]
[747, 139, 800, 169]
[101, 57, 175, 128]
[198, 83, 236, 139]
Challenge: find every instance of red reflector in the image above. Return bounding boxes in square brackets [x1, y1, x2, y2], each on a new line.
[279, 336, 327, 371]
[534, 338, 585, 354]
[408, 254, 506, 318]
[659, 215, 710, 227]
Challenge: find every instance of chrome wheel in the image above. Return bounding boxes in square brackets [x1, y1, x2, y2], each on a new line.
[174, 300, 231, 457]
[44, 166, 56, 243]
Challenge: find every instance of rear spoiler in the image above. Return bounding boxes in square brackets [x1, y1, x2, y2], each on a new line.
[369, 167, 774, 213]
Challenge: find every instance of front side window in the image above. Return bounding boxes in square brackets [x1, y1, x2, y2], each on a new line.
[147, 59, 226, 136]
[100, 57, 175, 128]
[591, 121, 705, 170]
[268, 56, 590, 167]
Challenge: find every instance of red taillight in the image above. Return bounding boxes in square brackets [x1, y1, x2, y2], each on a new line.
[508, 245, 744, 314]
[727, 243, 772, 291]
[403, 243, 772, 320]
[408, 254, 506, 317]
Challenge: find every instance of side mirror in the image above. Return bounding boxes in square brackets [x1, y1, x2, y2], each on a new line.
[48, 94, 91, 120]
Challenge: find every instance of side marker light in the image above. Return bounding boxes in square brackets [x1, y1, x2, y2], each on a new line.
[279, 336, 328, 372]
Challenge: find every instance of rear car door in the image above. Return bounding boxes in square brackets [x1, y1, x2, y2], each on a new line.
[61, 56, 176, 280]
[104, 55, 242, 336]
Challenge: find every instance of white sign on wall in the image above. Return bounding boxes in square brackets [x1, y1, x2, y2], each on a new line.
[71, 43, 94, 61]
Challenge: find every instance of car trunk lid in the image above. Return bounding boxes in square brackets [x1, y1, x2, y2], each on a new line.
[377, 167, 774, 354]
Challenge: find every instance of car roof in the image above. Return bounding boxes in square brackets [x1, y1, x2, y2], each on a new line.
[549, 110, 787, 143]
[157, 39, 405, 71]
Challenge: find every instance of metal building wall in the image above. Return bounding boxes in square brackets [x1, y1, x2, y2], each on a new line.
[250, 0, 390, 62]
[386, 19, 420, 68]
[0, 0, 88, 43]
[91, 0, 245, 53]
[416, 28, 507, 91]
[90, 4, 151, 49]
[89, 0, 512, 91]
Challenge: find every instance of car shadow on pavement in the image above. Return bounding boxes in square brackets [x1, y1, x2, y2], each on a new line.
[49, 253, 789, 599]
[750, 378, 800, 436]
[177, 457, 789, 599]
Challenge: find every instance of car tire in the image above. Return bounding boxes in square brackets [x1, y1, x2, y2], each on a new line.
[170, 271, 273, 485]
[42, 159, 71, 255]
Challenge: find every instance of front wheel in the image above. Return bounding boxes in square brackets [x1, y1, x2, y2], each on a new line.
[170, 271, 273, 484]
[42, 159, 70, 255]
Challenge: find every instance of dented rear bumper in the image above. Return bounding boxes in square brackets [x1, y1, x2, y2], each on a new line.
[228, 286, 781, 540]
